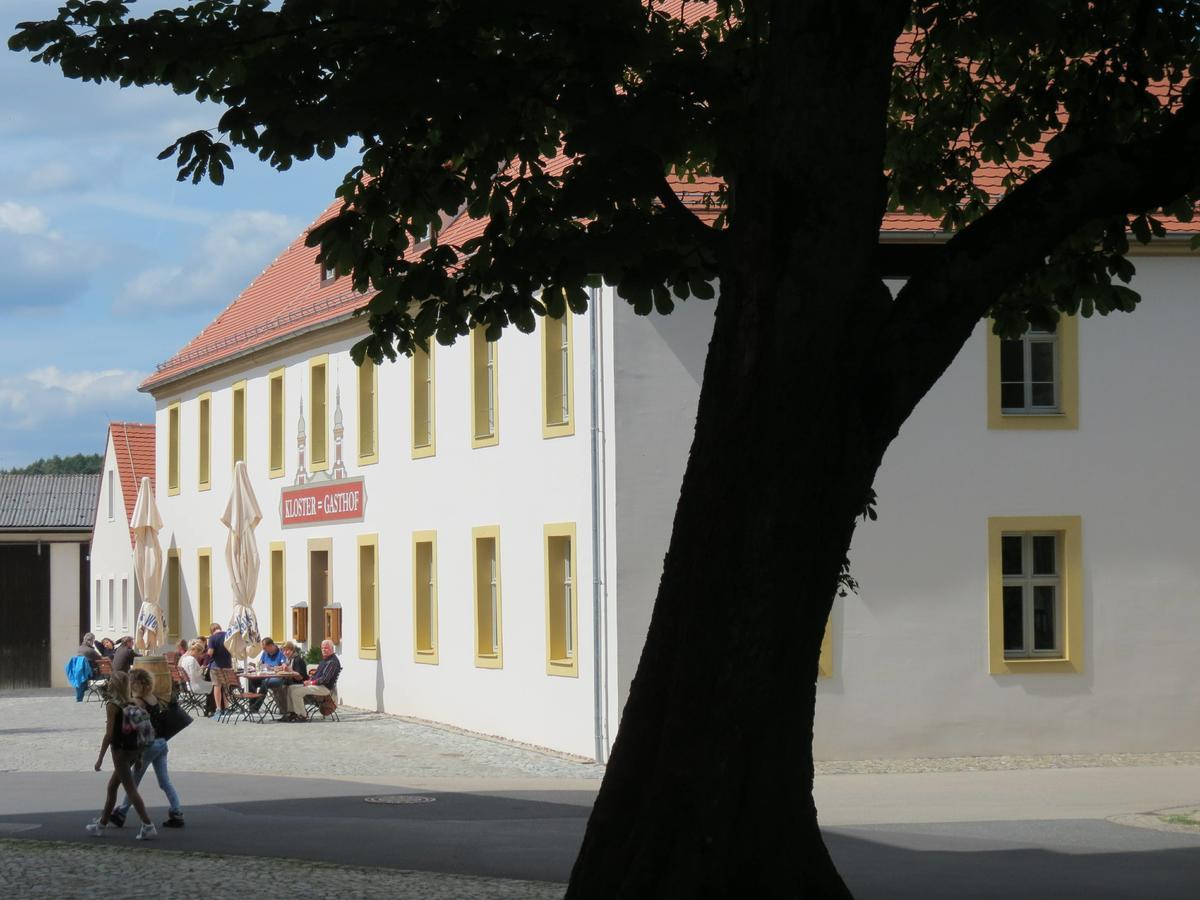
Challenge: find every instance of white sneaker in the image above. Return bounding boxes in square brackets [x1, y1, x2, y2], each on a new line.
[135, 823, 157, 841]
[85, 819, 107, 836]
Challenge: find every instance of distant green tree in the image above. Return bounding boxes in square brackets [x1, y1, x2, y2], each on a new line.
[2, 454, 103, 475]
[13, 3, 1200, 896]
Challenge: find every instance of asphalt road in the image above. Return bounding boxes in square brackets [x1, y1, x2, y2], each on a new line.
[4, 770, 1200, 896]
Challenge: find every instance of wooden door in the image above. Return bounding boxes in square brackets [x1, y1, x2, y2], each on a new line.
[0, 544, 52, 689]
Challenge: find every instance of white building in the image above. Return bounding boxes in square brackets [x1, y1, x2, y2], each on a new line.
[88, 422, 155, 645]
[141, 199, 1200, 760]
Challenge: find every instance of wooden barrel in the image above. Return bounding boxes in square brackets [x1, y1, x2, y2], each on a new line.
[132, 656, 172, 700]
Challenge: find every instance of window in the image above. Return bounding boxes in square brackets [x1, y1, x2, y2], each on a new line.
[544, 524, 578, 676]
[106, 470, 114, 521]
[231, 380, 247, 466]
[321, 262, 336, 284]
[358, 359, 378, 465]
[166, 549, 181, 639]
[818, 611, 834, 679]
[471, 327, 499, 448]
[270, 542, 285, 640]
[542, 313, 574, 438]
[987, 316, 1078, 429]
[472, 526, 502, 668]
[94, 579, 101, 630]
[197, 549, 212, 637]
[413, 531, 438, 663]
[309, 356, 328, 470]
[197, 392, 211, 490]
[167, 401, 180, 495]
[121, 578, 130, 630]
[268, 369, 285, 478]
[412, 345, 435, 458]
[107, 578, 114, 631]
[357, 534, 379, 659]
[987, 516, 1083, 674]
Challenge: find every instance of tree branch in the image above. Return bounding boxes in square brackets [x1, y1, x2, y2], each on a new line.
[871, 92, 1200, 440]
[655, 173, 724, 254]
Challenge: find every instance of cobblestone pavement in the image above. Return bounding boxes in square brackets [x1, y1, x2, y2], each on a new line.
[0, 839, 565, 899]
[3, 692, 603, 781]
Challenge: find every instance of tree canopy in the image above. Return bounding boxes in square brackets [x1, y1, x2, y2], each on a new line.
[13, 1, 1198, 359]
[1, 453, 103, 475]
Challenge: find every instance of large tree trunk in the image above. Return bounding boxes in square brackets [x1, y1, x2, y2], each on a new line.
[566, 5, 909, 897]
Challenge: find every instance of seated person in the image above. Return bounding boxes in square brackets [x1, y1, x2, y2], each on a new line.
[282, 640, 340, 722]
[249, 638, 286, 711]
[259, 641, 308, 715]
[77, 633, 102, 662]
[98, 637, 116, 659]
[112, 636, 137, 673]
[179, 639, 215, 716]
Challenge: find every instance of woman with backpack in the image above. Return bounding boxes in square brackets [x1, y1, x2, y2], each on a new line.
[86, 670, 157, 840]
[110, 668, 185, 830]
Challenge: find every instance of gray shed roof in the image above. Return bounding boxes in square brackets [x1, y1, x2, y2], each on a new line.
[0, 474, 101, 531]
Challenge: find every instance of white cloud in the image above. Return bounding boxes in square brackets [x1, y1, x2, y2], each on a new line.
[0, 366, 146, 432]
[0, 201, 49, 235]
[23, 161, 82, 195]
[116, 210, 300, 315]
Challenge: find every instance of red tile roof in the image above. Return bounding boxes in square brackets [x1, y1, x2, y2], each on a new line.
[109, 422, 155, 546]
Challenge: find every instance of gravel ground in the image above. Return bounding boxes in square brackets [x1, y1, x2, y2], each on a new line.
[0, 839, 565, 899]
[3, 692, 603, 781]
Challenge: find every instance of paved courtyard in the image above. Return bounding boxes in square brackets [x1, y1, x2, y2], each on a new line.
[4, 690, 1200, 898]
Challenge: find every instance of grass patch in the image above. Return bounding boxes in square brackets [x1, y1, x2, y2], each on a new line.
[1159, 813, 1200, 828]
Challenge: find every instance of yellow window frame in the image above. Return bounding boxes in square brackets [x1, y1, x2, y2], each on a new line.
[357, 533, 379, 659]
[412, 345, 436, 458]
[309, 355, 329, 471]
[987, 515, 1084, 674]
[358, 358, 379, 466]
[197, 392, 211, 491]
[986, 315, 1079, 430]
[470, 327, 500, 448]
[196, 548, 212, 636]
[231, 380, 247, 467]
[167, 401, 181, 496]
[412, 530, 439, 664]
[541, 313, 575, 439]
[166, 548, 181, 639]
[472, 525, 503, 668]
[268, 369, 285, 478]
[543, 523, 579, 677]
[269, 541, 286, 641]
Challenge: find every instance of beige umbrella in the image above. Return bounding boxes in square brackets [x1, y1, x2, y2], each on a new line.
[222, 460, 263, 664]
[132, 476, 166, 652]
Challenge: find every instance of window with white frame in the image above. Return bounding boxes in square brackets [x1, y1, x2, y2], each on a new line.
[121, 578, 129, 629]
[106, 470, 114, 521]
[999, 325, 1059, 413]
[1001, 531, 1062, 658]
[107, 578, 115, 631]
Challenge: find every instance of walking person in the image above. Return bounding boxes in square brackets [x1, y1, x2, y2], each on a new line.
[110, 669, 185, 830]
[85, 671, 157, 840]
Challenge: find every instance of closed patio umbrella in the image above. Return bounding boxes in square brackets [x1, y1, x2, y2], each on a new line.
[222, 460, 263, 665]
[131, 476, 166, 652]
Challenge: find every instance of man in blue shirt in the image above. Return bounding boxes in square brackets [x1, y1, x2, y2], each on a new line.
[250, 638, 286, 712]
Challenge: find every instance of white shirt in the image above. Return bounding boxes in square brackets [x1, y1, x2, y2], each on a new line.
[180, 654, 213, 693]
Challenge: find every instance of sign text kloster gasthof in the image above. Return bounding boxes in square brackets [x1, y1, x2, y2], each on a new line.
[280, 476, 366, 527]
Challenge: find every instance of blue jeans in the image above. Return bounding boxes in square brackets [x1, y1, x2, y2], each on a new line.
[118, 739, 181, 817]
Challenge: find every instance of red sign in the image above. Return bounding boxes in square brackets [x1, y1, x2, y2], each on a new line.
[280, 477, 366, 527]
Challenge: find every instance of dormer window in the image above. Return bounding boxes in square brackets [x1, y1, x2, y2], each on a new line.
[320, 262, 336, 285]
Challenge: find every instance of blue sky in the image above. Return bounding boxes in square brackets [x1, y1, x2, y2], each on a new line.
[0, 1, 356, 468]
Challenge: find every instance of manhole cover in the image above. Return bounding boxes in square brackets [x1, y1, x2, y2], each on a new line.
[363, 794, 437, 805]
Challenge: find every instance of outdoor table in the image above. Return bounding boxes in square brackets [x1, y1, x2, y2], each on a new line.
[238, 669, 303, 721]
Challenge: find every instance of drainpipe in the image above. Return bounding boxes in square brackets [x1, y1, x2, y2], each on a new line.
[589, 286, 610, 764]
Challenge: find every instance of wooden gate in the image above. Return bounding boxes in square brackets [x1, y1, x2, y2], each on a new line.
[0, 544, 51, 689]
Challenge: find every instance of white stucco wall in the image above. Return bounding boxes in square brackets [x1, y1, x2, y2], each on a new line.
[815, 256, 1200, 758]
[49, 542, 81, 687]
[153, 309, 601, 757]
[89, 433, 137, 641]
[607, 257, 1200, 759]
